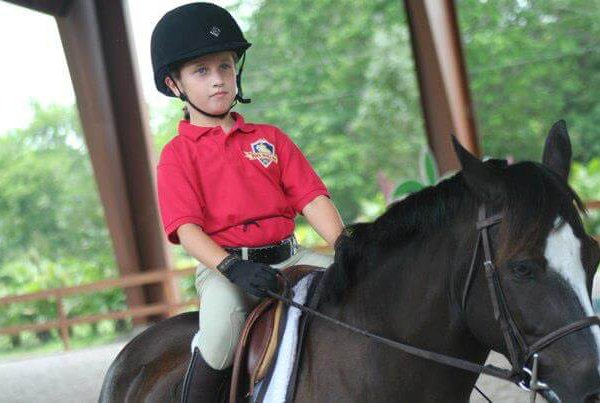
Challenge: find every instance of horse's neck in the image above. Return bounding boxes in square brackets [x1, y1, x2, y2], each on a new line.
[320, 218, 489, 378]
[332, 226, 467, 333]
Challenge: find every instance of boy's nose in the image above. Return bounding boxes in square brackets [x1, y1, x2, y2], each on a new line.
[212, 74, 226, 86]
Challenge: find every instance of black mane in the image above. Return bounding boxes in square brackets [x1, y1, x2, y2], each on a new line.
[323, 159, 586, 302]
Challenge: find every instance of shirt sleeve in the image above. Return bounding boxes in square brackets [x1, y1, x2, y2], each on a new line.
[277, 130, 329, 214]
[156, 145, 206, 244]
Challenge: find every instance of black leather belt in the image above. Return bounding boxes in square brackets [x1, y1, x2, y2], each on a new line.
[225, 236, 298, 265]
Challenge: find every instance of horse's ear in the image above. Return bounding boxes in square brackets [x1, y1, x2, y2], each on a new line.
[451, 135, 503, 201]
[542, 120, 572, 181]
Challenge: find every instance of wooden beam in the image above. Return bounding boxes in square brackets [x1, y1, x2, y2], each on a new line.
[404, 0, 479, 174]
[0, 267, 195, 306]
[586, 200, 600, 210]
[93, 0, 179, 312]
[2, 0, 72, 16]
[54, 0, 174, 321]
[0, 303, 172, 337]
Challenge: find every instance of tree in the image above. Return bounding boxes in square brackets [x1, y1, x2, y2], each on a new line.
[457, 0, 600, 162]
[230, 0, 426, 221]
[0, 102, 122, 347]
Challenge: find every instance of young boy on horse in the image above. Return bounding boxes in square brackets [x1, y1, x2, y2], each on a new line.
[151, 2, 344, 401]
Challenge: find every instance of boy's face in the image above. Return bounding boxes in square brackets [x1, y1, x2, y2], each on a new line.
[166, 51, 237, 116]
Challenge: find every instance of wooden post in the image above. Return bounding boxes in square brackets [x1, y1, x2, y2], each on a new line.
[404, 0, 480, 173]
[56, 294, 70, 350]
[54, 0, 174, 321]
[3, 0, 176, 322]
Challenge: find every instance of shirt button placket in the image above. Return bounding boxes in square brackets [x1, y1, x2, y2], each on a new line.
[224, 131, 240, 164]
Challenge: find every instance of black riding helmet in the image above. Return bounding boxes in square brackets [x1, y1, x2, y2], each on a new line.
[151, 2, 252, 117]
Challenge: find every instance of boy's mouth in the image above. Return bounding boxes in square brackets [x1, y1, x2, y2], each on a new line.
[211, 91, 228, 97]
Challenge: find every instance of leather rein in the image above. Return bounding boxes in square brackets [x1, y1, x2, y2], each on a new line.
[267, 204, 600, 396]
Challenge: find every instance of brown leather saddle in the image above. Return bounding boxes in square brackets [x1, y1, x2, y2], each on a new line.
[229, 264, 322, 402]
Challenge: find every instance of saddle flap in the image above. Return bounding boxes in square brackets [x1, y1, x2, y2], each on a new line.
[229, 264, 323, 402]
[249, 300, 285, 383]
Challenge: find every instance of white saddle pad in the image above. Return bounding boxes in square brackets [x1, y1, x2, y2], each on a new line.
[252, 272, 316, 402]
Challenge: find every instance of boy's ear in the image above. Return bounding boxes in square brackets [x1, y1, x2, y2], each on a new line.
[164, 76, 181, 97]
[451, 135, 504, 202]
[542, 120, 572, 181]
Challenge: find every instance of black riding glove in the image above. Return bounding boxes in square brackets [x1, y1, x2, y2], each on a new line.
[217, 254, 279, 298]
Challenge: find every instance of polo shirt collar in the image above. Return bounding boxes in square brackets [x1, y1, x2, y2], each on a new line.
[178, 112, 255, 141]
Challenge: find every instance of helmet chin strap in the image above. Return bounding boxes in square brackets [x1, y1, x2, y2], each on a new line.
[178, 90, 233, 119]
[235, 53, 251, 104]
[169, 78, 230, 119]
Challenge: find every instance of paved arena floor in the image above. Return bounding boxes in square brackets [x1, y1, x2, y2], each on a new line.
[0, 342, 127, 403]
[0, 341, 532, 403]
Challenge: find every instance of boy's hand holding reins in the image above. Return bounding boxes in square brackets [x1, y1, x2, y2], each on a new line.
[217, 254, 279, 298]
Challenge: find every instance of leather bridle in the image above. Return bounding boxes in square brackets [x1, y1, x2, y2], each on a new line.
[268, 204, 600, 400]
[461, 205, 600, 392]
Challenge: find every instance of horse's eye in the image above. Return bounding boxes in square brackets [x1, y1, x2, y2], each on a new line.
[509, 260, 537, 279]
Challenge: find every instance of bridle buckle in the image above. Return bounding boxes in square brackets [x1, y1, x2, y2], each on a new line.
[483, 260, 495, 272]
[517, 353, 550, 403]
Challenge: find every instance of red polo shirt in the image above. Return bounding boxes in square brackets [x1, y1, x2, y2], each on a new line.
[157, 112, 329, 247]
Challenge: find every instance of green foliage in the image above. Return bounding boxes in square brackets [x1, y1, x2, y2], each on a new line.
[0, 103, 114, 267]
[423, 152, 438, 186]
[231, 0, 426, 222]
[393, 180, 425, 198]
[151, 101, 188, 152]
[570, 158, 600, 235]
[294, 220, 327, 248]
[0, 102, 124, 352]
[354, 192, 388, 222]
[392, 148, 439, 199]
[457, 0, 600, 163]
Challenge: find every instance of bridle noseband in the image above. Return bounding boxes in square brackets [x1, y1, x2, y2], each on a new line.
[461, 205, 600, 393]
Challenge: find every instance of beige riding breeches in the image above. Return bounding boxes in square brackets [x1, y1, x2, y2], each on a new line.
[191, 246, 333, 370]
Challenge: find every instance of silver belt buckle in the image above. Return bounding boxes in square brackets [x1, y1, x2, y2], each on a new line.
[291, 235, 298, 256]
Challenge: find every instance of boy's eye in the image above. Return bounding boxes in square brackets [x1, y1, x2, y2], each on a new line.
[196, 67, 208, 75]
[220, 63, 231, 70]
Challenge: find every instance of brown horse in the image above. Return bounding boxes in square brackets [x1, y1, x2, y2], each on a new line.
[100, 121, 600, 402]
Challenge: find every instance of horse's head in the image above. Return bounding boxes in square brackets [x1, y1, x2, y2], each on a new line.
[455, 121, 600, 402]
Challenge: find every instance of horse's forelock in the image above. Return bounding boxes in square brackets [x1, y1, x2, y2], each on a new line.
[498, 161, 586, 264]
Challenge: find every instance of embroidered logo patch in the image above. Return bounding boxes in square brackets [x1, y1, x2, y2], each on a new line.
[209, 26, 221, 37]
[244, 139, 278, 168]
